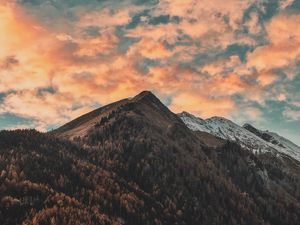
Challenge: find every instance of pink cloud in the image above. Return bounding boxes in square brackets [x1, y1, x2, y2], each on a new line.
[78, 8, 134, 29]
[0, 3, 62, 92]
[0, 0, 297, 129]
[127, 38, 173, 60]
[247, 14, 300, 71]
[256, 71, 278, 86]
[169, 91, 236, 118]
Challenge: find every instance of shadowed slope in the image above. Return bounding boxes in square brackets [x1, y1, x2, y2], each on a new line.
[64, 91, 265, 225]
[2, 91, 300, 225]
[51, 98, 130, 139]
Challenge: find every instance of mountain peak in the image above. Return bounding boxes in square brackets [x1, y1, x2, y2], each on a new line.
[132, 90, 158, 102]
[208, 116, 230, 122]
[179, 111, 195, 117]
[131, 90, 184, 126]
[53, 90, 182, 139]
[243, 123, 257, 130]
[131, 90, 172, 114]
[180, 112, 300, 161]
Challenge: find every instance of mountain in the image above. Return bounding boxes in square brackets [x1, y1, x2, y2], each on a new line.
[179, 111, 300, 224]
[1, 91, 300, 225]
[52, 91, 185, 139]
[243, 123, 300, 161]
[179, 111, 300, 162]
[51, 98, 130, 139]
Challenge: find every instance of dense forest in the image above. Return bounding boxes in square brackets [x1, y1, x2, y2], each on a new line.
[1, 91, 300, 225]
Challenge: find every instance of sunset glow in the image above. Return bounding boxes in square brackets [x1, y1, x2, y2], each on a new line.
[0, 0, 299, 144]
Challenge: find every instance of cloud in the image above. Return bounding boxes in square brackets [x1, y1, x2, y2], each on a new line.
[0, 91, 70, 124]
[169, 91, 236, 118]
[156, 0, 251, 26]
[0, 3, 59, 92]
[127, 38, 172, 59]
[283, 107, 300, 121]
[207, 74, 250, 96]
[0, 0, 299, 137]
[279, 0, 295, 9]
[245, 12, 262, 35]
[201, 56, 243, 76]
[0, 55, 19, 70]
[244, 107, 263, 120]
[247, 14, 300, 72]
[126, 22, 179, 43]
[256, 71, 278, 86]
[78, 7, 135, 29]
[74, 33, 120, 58]
[277, 93, 287, 101]
[0, 90, 96, 130]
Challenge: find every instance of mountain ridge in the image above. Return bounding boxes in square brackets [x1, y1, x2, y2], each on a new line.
[53, 91, 186, 140]
[179, 111, 300, 162]
[2, 91, 300, 225]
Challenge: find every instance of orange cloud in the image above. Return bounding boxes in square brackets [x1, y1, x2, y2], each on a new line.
[256, 71, 278, 86]
[158, 0, 250, 26]
[169, 91, 236, 118]
[0, 90, 96, 130]
[0, 91, 72, 124]
[126, 22, 179, 43]
[201, 56, 242, 76]
[74, 32, 119, 57]
[0, 3, 141, 127]
[245, 12, 261, 34]
[0, 4, 37, 56]
[0, 3, 59, 92]
[78, 7, 136, 29]
[154, 0, 253, 48]
[128, 38, 172, 59]
[0, 0, 295, 130]
[244, 107, 262, 120]
[144, 64, 251, 118]
[247, 14, 300, 71]
[207, 74, 249, 96]
[50, 54, 147, 105]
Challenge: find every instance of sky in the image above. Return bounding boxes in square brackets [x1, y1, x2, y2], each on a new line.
[0, 0, 299, 145]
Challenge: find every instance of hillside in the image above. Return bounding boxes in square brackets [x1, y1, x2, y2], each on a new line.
[179, 111, 300, 161]
[1, 91, 300, 225]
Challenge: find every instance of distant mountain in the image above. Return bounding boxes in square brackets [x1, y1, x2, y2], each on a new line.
[1, 91, 300, 225]
[179, 111, 300, 162]
[243, 123, 300, 161]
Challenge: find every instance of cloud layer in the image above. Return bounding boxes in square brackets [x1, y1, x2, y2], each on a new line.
[0, 0, 299, 144]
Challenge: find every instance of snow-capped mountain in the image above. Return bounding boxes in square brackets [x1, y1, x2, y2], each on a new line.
[179, 111, 300, 162]
[243, 123, 300, 162]
[4, 91, 300, 225]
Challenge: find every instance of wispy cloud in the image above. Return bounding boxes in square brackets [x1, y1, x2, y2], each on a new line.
[283, 107, 300, 121]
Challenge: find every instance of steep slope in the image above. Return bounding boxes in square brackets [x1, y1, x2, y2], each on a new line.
[51, 91, 266, 225]
[53, 91, 186, 140]
[51, 98, 130, 139]
[179, 111, 300, 225]
[179, 111, 300, 162]
[1, 91, 300, 225]
[243, 123, 300, 161]
[207, 141, 300, 225]
[0, 130, 170, 225]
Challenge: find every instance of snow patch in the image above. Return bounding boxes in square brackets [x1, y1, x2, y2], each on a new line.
[179, 112, 300, 162]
